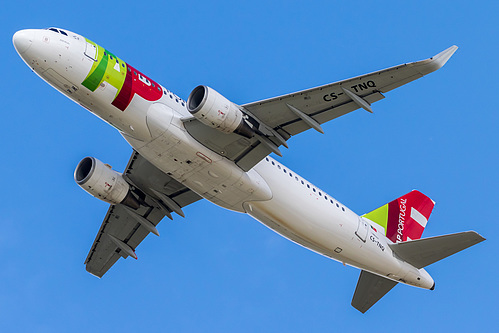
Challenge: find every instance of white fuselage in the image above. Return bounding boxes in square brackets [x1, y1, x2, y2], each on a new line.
[14, 28, 434, 289]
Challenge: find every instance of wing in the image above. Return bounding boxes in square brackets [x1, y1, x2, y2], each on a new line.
[84, 151, 202, 277]
[184, 46, 457, 171]
[351, 270, 398, 313]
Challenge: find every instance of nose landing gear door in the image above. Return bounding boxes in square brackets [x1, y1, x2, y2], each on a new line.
[355, 217, 369, 242]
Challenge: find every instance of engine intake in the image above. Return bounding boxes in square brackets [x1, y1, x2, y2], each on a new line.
[187, 85, 255, 138]
[75, 157, 140, 209]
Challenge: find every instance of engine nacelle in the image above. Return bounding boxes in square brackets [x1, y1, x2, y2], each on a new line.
[187, 85, 255, 138]
[74, 157, 140, 209]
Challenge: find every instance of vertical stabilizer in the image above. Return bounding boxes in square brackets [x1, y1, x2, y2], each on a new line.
[363, 190, 435, 243]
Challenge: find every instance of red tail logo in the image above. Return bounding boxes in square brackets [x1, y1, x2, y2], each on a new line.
[386, 190, 435, 243]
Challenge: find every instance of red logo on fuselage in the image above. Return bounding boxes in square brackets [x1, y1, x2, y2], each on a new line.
[112, 64, 163, 111]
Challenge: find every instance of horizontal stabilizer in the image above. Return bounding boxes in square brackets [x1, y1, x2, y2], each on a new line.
[351, 270, 398, 313]
[389, 231, 485, 269]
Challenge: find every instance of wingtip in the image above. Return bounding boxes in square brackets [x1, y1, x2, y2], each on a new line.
[431, 45, 458, 66]
[417, 45, 458, 75]
[86, 265, 104, 278]
[463, 230, 486, 243]
[351, 301, 368, 314]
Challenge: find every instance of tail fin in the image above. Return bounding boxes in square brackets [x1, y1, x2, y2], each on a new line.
[363, 190, 435, 243]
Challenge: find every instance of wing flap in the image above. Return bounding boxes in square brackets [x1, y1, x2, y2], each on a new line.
[351, 270, 398, 313]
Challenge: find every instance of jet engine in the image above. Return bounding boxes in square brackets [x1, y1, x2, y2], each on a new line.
[187, 85, 255, 138]
[74, 157, 140, 209]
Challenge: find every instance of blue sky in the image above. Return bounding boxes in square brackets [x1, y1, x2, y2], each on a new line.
[2, 1, 498, 331]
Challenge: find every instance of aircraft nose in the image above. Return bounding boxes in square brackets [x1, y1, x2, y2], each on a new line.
[13, 29, 35, 54]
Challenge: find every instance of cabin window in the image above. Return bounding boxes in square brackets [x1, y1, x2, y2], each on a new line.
[272, 161, 275, 165]
[325, 196, 328, 200]
[278, 165, 281, 170]
[336, 203, 339, 208]
[307, 184, 310, 188]
[319, 192, 322, 196]
[301, 180, 304, 185]
[330, 200, 334, 204]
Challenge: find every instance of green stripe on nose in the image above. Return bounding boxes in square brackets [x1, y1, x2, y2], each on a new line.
[82, 51, 109, 91]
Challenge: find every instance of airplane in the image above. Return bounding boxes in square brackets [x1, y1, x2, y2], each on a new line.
[13, 27, 485, 313]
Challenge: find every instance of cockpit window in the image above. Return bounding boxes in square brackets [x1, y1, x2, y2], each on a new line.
[46, 27, 69, 36]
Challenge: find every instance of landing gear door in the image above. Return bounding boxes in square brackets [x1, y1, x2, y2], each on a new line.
[355, 217, 369, 242]
[85, 42, 97, 61]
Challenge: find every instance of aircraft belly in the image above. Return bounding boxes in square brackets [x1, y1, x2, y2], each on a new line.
[249, 159, 408, 279]
[127, 117, 272, 212]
